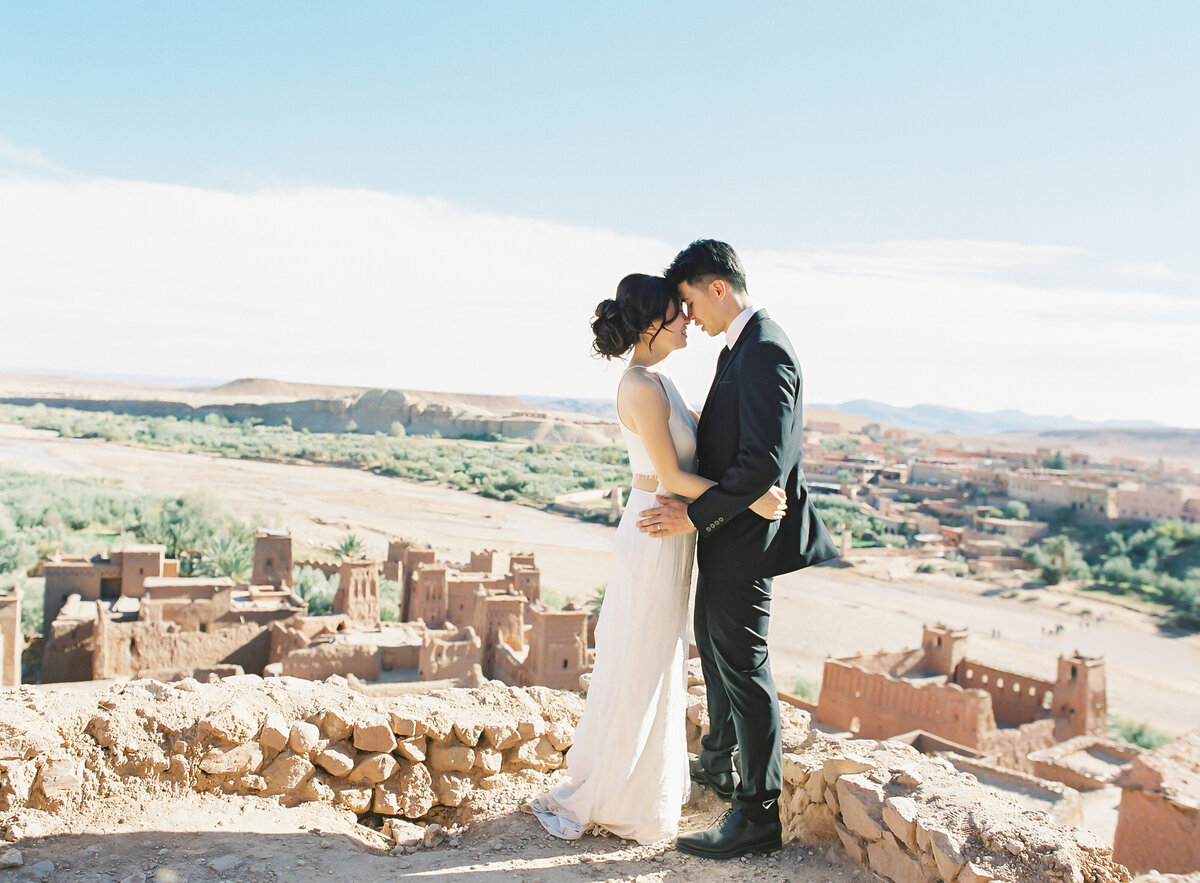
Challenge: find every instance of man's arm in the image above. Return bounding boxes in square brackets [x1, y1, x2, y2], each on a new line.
[687, 342, 797, 536]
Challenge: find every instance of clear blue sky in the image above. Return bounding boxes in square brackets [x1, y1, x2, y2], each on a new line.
[2, 1, 1196, 270]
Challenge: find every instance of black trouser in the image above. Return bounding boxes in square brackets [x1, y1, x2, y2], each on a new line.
[694, 571, 781, 825]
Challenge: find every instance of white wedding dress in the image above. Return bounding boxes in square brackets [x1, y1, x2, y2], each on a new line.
[524, 366, 698, 844]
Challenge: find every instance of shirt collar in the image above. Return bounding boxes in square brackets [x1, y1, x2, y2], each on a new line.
[724, 305, 759, 350]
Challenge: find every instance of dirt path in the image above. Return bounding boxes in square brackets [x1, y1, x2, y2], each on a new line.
[3, 422, 1198, 736]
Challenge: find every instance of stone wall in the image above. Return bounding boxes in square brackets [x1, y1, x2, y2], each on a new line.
[419, 627, 482, 681]
[279, 643, 383, 681]
[0, 678, 1130, 882]
[0, 589, 20, 688]
[1030, 736, 1142, 793]
[954, 661, 1054, 727]
[92, 610, 277, 680]
[779, 733, 1129, 882]
[819, 660, 994, 746]
[41, 618, 95, 683]
[0, 676, 581, 835]
[1112, 729, 1200, 875]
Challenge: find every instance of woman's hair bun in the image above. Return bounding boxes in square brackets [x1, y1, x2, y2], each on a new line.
[590, 274, 678, 360]
[591, 297, 638, 359]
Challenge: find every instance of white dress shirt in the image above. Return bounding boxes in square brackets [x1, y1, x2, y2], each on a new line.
[724, 305, 759, 350]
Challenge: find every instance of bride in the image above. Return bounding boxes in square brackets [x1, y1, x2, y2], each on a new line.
[524, 273, 787, 844]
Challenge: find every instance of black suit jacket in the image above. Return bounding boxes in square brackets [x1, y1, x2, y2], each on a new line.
[688, 310, 839, 580]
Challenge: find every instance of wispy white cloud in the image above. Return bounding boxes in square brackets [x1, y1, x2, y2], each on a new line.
[0, 173, 1195, 428]
[0, 135, 69, 175]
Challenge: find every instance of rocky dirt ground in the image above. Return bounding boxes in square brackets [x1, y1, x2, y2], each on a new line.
[0, 784, 879, 883]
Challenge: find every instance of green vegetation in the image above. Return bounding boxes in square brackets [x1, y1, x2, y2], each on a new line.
[293, 565, 336, 616]
[379, 577, 402, 622]
[585, 585, 606, 617]
[791, 676, 820, 701]
[1024, 519, 1200, 629]
[0, 404, 629, 507]
[820, 436, 861, 453]
[331, 533, 366, 559]
[1108, 714, 1171, 750]
[1002, 500, 1030, 520]
[811, 494, 906, 549]
[1042, 450, 1068, 470]
[0, 467, 266, 636]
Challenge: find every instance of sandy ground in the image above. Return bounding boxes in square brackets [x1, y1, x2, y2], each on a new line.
[2, 422, 1199, 737]
[3, 778, 872, 883]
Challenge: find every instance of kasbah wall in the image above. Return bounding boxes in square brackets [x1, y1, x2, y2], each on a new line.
[810, 625, 1105, 773]
[36, 532, 593, 696]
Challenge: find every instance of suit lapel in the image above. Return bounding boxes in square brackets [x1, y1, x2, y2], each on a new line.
[698, 310, 769, 433]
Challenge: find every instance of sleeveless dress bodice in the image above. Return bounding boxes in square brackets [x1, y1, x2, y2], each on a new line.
[617, 367, 697, 493]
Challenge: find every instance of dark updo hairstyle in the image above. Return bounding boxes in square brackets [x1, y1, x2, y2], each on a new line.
[591, 274, 681, 359]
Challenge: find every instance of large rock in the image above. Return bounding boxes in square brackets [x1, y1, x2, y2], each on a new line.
[483, 723, 520, 750]
[332, 784, 373, 814]
[883, 795, 919, 851]
[388, 711, 427, 739]
[835, 820, 866, 864]
[262, 753, 315, 794]
[546, 720, 573, 752]
[836, 773, 886, 842]
[424, 711, 454, 743]
[259, 714, 289, 753]
[453, 721, 484, 747]
[200, 742, 263, 776]
[396, 736, 426, 763]
[867, 832, 934, 883]
[354, 717, 397, 753]
[35, 756, 82, 808]
[319, 710, 354, 742]
[924, 825, 967, 881]
[197, 701, 263, 745]
[289, 722, 321, 757]
[0, 760, 37, 811]
[313, 741, 356, 777]
[428, 742, 475, 773]
[431, 770, 473, 807]
[374, 763, 435, 818]
[475, 747, 502, 776]
[348, 752, 399, 785]
[823, 754, 876, 786]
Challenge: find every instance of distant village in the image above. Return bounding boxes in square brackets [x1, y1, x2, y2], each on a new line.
[800, 418, 1198, 572]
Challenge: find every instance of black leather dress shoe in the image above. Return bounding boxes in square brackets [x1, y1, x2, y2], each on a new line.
[676, 809, 782, 859]
[689, 754, 738, 802]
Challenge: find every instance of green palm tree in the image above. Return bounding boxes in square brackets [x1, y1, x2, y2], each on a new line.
[332, 532, 365, 559]
[194, 531, 253, 581]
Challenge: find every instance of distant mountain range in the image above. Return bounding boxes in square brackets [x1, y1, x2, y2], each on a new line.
[814, 400, 1165, 436]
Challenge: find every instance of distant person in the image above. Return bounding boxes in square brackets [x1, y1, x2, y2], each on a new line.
[523, 273, 788, 844]
[639, 240, 838, 859]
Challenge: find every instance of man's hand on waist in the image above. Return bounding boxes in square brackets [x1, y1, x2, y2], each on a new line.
[636, 495, 696, 538]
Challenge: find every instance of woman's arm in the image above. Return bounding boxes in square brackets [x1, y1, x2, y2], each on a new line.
[618, 371, 715, 500]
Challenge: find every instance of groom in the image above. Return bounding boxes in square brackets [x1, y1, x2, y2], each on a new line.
[638, 239, 838, 859]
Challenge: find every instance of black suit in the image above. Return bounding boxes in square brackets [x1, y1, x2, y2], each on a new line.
[687, 308, 838, 824]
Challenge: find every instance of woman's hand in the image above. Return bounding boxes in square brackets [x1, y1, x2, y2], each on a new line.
[750, 486, 788, 521]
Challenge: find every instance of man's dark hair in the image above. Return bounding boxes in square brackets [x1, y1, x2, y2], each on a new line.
[664, 239, 747, 293]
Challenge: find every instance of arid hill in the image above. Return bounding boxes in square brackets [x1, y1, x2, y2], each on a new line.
[985, 427, 1200, 469]
[0, 374, 620, 445]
